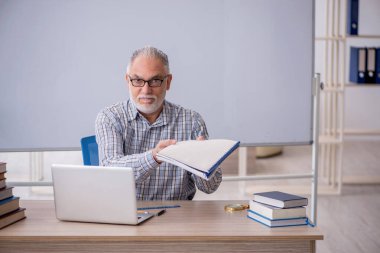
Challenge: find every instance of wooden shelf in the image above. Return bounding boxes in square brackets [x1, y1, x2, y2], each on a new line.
[344, 129, 380, 136]
[346, 83, 380, 87]
[346, 35, 380, 39]
[315, 35, 380, 41]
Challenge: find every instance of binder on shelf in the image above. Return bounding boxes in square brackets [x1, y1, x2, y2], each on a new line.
[349, 47, 367, 84]
[366, 48, 376, 83]
[347, 0, 359, 35]
[376, 48, 380, 84]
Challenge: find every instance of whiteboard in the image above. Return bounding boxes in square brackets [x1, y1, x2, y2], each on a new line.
[0, 0, 314, 151]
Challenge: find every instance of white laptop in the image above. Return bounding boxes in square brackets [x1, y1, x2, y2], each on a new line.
[51, 164, 154, 225]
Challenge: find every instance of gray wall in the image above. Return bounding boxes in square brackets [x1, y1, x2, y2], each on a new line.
[0, 0, 314, 151]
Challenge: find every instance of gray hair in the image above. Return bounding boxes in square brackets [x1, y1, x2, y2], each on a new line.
[127, 46, 170, 73]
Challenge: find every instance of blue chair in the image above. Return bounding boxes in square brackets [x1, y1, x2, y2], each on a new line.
[80, 135, 99, 166]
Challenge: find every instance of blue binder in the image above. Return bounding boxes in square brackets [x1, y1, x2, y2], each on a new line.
[350, 47, 367, 84]
[376, 48, 380, 84]
[366, 48, 376, 84]
[347, 0, 359, 35]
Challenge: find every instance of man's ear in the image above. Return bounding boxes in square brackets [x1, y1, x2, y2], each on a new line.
[125, 74, 131, 89]
[166, 74, 173, 91]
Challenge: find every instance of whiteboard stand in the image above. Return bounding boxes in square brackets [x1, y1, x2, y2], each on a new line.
[226, 74, 322, 226]
[310, 73, 321, 226]
[238, 147, 248, 196]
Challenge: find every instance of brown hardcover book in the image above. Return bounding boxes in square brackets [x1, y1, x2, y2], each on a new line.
[0, 172, 5, 180]
[0, 179, 5, 189]
[0, 162, 5, 174]
[0, 208, 26, 229]
[0, 187, 13, 201]
[0, 197, 20, 216]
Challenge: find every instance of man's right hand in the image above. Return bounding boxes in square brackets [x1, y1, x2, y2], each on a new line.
[152, 139, 177, 163]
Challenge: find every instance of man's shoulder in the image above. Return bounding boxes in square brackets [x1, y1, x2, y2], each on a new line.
[165, 101, 203, 119]
[99, 101, 126, 113]
[96, 101, 130, 121]
[166, 101, 199, 114]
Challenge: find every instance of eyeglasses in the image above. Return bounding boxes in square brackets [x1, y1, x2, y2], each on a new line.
[128, 75, 168, 87]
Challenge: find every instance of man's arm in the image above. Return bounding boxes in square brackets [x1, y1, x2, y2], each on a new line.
[193, 168, 223, 194]
[191, 112, 223, 194]
[95, 111, 174, 184]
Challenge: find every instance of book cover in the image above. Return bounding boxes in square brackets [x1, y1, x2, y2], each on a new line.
[347, 0, 359, 35]
[366, 47, 376, 83]
[0, 197, 20, 216]
[0, 187, 13, 201]
[157, 139, 240, 180]
[0, 162, 6, 174]
[247, 210, 308, 228]
[0, 208, 26, 229]
[350, 47, 367, 84]
[249, 200, 306, 220]
[252, 191, 308, 208]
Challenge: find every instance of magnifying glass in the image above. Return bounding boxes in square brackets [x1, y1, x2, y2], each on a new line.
[224, 204, 249, 212]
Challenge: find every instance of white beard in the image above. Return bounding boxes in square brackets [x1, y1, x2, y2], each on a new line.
[129, 87, 166, 115]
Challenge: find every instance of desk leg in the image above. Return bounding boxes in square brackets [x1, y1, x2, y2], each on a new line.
[311, 240, 316, 253]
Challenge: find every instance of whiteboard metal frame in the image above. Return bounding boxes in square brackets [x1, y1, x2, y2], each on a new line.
[8, 74, 322, 225]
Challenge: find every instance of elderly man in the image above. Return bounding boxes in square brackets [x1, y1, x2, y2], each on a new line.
[95, 46, 222, 200]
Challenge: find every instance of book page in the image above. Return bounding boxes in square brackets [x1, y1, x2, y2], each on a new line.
[157, 139, 239, 172]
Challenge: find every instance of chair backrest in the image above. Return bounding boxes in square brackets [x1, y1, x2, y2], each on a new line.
[80, 135, 99, 166]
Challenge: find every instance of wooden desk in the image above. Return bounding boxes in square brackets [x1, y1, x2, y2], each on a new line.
[0, 200, 323, 253]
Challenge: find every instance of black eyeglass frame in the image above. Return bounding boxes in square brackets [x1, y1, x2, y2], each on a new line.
[128, 75, 169, 87]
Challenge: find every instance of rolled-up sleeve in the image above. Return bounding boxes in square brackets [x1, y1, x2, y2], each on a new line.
[190, 111, 223, 193]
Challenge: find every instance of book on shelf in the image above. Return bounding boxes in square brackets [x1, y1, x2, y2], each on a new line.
[347, 0, 359, 35]
[350, 47, 367, 84]
[0, 197, 20, 216]
[247, 210, 308, 228]
[252, 191, 308, 208]
[249, 200, 306, 220]
[0, 187, 13, 201]
[0, 208, 26, 229]
[350, 47, 380, 84]
[366, 47, 376, 83]
[0, 162, 6, 174]
[157, 139, 240, 180]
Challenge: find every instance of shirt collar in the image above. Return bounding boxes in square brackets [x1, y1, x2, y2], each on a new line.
[125, 99, 139, 121]
[126, 99, 170, 127]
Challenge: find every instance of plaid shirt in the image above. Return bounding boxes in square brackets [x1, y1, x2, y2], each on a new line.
[95, 99, 222, 200]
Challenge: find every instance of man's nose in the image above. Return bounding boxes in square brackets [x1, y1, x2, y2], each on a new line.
[141, 82, 152, 92]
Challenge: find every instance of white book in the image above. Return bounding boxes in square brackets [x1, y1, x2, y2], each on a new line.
[249, 200, 306, 220]
[157, 139, 240, 180]
[247, 210, 308, 228]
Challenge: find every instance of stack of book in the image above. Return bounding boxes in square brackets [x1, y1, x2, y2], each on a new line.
[350, 47, 380, 84]
[247, 191, 308, 228]
[0, 162, 26, 229]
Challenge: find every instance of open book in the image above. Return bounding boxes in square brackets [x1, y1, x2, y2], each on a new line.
[157, 139, 240, 180]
